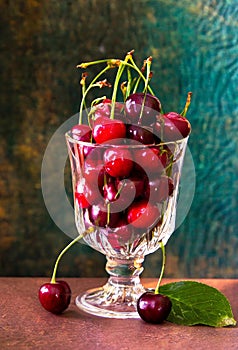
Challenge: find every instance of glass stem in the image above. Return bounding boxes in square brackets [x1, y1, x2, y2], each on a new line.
[105, 256, 144, 288]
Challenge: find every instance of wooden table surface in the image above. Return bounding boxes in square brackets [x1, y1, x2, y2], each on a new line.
[1, 278, 237, 350]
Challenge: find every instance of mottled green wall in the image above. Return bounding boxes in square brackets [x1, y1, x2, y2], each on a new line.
[1, 0, 237, 278]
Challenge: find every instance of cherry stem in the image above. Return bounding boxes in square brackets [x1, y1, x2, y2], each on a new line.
[126, 67, 132, 98]
[155, 241, 166, 294]
[126, 59, 154, 95]
[180, 91, 192, 117]
[80, 73, 89, 116]
[110, 61, 127, 119]
[143, 57, 152, 93]
[50, 228, 93, 284]
[77, 59, 120, 69]
[78, 65, 111, 124]
[77, 52, 157, 122]
[138, 57, 152, 124]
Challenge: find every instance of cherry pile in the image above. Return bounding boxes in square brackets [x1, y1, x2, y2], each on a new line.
[69, 50, 191, 252]
[70, 92, 191, 249]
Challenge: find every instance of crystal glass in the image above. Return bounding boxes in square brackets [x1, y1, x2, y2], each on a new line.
[66, 131, 189, 318]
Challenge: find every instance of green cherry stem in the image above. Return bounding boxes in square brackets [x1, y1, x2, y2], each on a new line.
[143, 56, 152, 93]
[78, 65, 112, 124]
[127, 56, 155, 95]
[138, 57, 152, 124]
[50, 228, 93, 284]
[77, 59, 120, 69]
[126, 66, 132, 99]
[110, 51, 133, 119]
[180, 91, 192, 117]
[154, 241, 166, 294]
[80, 73, 89, 117]
[110, 61, 126, 119]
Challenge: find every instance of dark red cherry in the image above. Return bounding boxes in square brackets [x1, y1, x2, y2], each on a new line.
[84, 160, 105, 190]
[71, 124, 92, 142]
[153, 112, 191, 141]
[75, 181, 102, 208]
[104, 148, 134, 178]
[145, 176, 174, 204]
[88, 202, 120, 228]
[151, 147, 172, 172]
[137, 291, 172, 324]
[93, 99, 112, 119]
[92, 116, 126, 144]
[133, 147, 164, 177]
[39, 280, 71, 314]
[108, 178, 136, 213]
[103, 176, 118, 202]
[116, 175, 145, 199]
[107, 218, 134, 249]
[127, 199, 160, 229]
[94, 99, 124, 120]
[85, 182, 103, 205]
[125, 93, 161, 125]
[126, 124, 155, 145]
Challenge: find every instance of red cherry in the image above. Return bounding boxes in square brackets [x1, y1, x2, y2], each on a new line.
[133, 147, 165, 176]
[94, 99, 112, 119]
[104, 148, 134, 178]
[71, 124, 92, 142]
[107, 218, 134, 249]
[75, 191, 90, 209]
[103, 175, 118, 202]
[125, 93, 161, 125]
[88, 202, 121, 228]
[84, 160, 105, 190]
[92, 116, 126, 144]
[137, 292, 172, 324]
[94, 99, 124, 120]
[39, 280, 71, 314]
[126, 124, 155, 145]
[145, 176, 174, 204]
[127, 199, 160, 229]
[153, 112, 191, 141]
[116, 175, 145, 199]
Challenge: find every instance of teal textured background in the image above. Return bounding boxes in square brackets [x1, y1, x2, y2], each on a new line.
[0, 0, 237, 278]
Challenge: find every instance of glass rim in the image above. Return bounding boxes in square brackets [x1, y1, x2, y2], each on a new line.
[65, 130, 189, 149]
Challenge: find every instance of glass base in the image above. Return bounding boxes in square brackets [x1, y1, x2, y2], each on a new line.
[75, 277, 146, 319]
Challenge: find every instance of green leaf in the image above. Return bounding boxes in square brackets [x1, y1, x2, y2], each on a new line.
[159, 281, 236, 327]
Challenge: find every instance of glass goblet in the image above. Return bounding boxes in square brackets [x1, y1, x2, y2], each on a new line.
[65, 131, 189, 318]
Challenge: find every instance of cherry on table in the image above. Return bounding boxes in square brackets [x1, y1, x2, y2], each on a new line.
[137, 291, 172, 324]
[39, 280, 71, 314]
